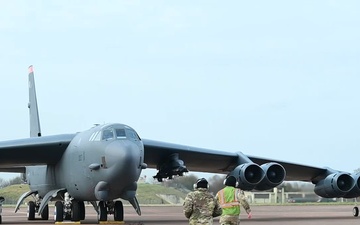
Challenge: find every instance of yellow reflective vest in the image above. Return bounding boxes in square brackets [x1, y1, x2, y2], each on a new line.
[217, 186, 240, 215]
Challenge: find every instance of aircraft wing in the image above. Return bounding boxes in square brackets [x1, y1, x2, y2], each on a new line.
[248, 156, 328, 181]
[143, 139, 328, 182]
[0, 134, 75, 169]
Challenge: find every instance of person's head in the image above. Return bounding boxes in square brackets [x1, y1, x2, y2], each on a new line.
[193, 178, 209, 189]
[224, 176, 237, 187]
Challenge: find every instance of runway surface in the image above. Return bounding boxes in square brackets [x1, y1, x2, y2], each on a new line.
[1, 204, 359, 224]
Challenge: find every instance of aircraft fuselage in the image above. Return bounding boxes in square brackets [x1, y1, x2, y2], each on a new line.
[26, 123, 145, 201]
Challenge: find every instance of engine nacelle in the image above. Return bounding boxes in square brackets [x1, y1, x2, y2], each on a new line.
[343, 173, 360, 198]
[255, 163, 286, 190]
[314, 173, 355, 198]
[229, 163, 265, 190]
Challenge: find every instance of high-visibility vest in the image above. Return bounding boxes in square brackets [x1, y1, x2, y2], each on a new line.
[217, 186, 240, 216]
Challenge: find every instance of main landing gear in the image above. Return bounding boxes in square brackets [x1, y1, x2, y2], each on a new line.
[98, 200, 124, 222]
[353, 198, 359, 217]
[54, 192, 85, 222]
[27, 195, 49, 220]
[0, 196, 4, 224]
[353, 206, 359, 217]
[53, 194, 124, 223]
[54, 200, 85, 222]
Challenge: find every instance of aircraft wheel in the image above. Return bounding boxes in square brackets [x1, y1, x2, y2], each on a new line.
[353, 206, 359, 217]
[79, 201, 85, 220]
[27, 201, 36, 220]
[0, 215, 2, 224]
[54, 201, 64, 222]
[41, 204, 49, 220]
[98, 201, 107, 221]
[114, 201, 124, 221]
[64, 213, 71, 220]
[71, 201, 81, 221]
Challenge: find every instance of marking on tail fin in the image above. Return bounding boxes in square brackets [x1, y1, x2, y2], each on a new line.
[28, 65, 34, 74]
[28, 65, 42, 137]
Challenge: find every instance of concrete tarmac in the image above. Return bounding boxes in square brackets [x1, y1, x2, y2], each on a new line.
[1, 204, 359, 224]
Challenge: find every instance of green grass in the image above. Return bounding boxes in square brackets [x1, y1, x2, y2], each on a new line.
[136, 183, 187, 204]
[0, 184, 30, 204]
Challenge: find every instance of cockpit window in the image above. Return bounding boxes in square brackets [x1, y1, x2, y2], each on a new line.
[127, 129, 140, 141]
[89, 131, 101, 141]
[116, 129, 126, 139]
[93, 131, 101, 141]
[102, 129, 114, 140]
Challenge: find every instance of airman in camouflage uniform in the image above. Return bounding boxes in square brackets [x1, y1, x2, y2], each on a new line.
[183, 178, 222, 225]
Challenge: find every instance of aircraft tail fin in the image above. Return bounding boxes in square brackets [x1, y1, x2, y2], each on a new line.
[28, 65, 42, 137]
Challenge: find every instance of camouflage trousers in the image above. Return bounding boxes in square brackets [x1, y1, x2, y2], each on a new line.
[189, 222, 213, 225]
[188, 218, 214, 225]
[219, 215, 240, 225]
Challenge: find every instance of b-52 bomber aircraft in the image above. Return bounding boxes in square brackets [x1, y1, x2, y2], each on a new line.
[0, 65, 359, 223]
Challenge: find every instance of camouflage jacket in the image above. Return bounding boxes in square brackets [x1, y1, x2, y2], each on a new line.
[183, 188, 222, 225]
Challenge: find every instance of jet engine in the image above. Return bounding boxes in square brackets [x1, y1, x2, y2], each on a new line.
[255, 163, 286, 190]
[314, 173, 355, 198]
[342, 173, 360, 198]
[229, 163, 265, 190]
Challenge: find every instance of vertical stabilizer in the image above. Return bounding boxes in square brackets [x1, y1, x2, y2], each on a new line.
[28, 65, 41, 137]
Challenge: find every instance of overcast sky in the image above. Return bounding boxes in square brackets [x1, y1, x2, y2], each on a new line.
[0, 1, 359, 181]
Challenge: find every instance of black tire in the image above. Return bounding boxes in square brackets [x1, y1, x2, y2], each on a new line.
[41, 204, 49, 220]
[54, 201, 64, 222]
[0, 215, 2, 224]
[79, 201, 85, 220]
[27, 201, 36, 220]
[114, 201, 124, 221]
[353, 206, 359, 217]
[98, 201, 107, 221]
[71, 201, 81, 221]
[64, 213, 71, 220]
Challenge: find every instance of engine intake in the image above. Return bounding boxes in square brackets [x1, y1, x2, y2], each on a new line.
[314, 173, 355, 198]
[255, 163, 286, 190]
[342, 173, 360, 198]
[229, 163, 265, 190]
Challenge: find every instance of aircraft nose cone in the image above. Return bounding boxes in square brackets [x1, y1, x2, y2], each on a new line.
[105, 141, 135, 168]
